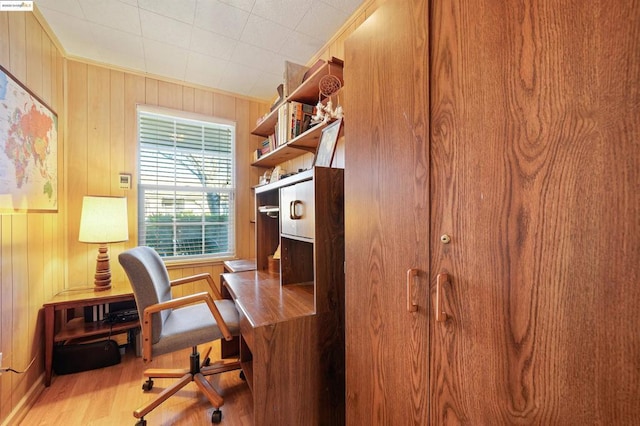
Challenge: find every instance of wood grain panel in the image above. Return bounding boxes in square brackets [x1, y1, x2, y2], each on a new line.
[87, 65, 111, 193]
[252, 315, 317, 424]
[430, 0, 640, 423]
[145, 78, 158, 106]
[109, 70, 128, 285]
[0, 10, 66, 422]
[158, 80, 183, 110]
[123, 73, 146, 249]
[182, 86, 195, 113]
[234, 98, 255, 259]
[213, 93, 235, 120]
[26, 214, 44, 388]
[194, 88, 214, 116]
[66, 61, 89, 286]
[0, 216, 13, 421]
[40, 34, 52, 103]
[109, 70, 125, 194]
[0, 13, 9, 64]
[25, 14, 42, 97]
[8, 12, 26, 81]
[344, 0, 430, 424]
[11, 215, 29, 402]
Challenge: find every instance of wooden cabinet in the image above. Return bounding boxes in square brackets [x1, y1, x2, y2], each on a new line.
[224, 166, 345, 425]
[344, 0, 639, 425]
[280, 178, 315, 240]
[344, 1, 430, 424]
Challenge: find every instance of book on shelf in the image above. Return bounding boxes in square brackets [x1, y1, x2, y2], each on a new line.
[289, 101, 316, 140]
[268, 133, 277, 150]
[272, 101, 317, 149]
[252, 137, 275, 162]
[260, 138, 271, 156]
[277, 102, 289, 146]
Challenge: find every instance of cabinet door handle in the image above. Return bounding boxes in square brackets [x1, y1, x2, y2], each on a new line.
[290, 200, 303, 220]
[406, 268, 418, 312]
[436, 273, 448, 322]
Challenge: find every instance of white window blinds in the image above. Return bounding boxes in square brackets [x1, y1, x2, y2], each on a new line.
[137, 107, 235, 259]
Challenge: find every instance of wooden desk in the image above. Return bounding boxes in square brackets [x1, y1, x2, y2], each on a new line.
[222, 270, 344, 425]
[43, 285, 139, 387]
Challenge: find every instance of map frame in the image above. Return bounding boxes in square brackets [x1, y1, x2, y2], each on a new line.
[0, 64, 58, 213]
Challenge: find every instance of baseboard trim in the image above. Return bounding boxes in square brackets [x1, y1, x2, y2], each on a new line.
[1, 373, 45, 426]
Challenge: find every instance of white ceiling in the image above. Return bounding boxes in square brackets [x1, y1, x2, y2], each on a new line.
[35, 0, 363, 101]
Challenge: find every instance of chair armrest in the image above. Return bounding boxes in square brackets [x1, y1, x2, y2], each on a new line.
[141, 292, 234, 362]
[170, 273, 223, 299]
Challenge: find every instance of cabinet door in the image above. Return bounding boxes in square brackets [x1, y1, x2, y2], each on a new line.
[280, 179, 315, 240]
[430, 0, 640, 424]
[344, 0, 430, 424]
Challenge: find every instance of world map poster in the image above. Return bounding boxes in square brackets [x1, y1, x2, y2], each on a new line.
[0, 65, 58, 212]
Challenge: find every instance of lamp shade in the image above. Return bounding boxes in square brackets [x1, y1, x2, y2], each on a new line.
[78, 196, 129, 243]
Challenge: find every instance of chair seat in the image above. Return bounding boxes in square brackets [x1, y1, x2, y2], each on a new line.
[152, 299, 240, 357]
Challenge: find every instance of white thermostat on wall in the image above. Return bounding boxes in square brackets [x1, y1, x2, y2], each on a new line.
[118, 173, 132, 190]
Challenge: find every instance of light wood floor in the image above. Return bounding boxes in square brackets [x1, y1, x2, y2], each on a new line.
[21, 343, 253, 426]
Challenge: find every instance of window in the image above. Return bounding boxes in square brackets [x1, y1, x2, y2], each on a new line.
[137, 106, 235, 259]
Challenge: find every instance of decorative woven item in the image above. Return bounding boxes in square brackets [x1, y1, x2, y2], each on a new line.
[318, 74, 342, 98]
[312, 66, 344, 124]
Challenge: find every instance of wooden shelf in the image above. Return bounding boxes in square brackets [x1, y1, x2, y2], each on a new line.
[251, 122, 329, 168]
[252, 108, 279, 137]
[289, 121, 330, 150]
[288, 58, 344, 105]
[55, 317, 139, 342]
[251, 144, 306, 168]
[251, 58, 343, 139]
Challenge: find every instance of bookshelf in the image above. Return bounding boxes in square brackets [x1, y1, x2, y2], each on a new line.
[251, 58, 344, 167]
[251, 120, 331, 167]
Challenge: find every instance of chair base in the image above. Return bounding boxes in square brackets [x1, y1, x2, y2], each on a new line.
[134, 346, 241, 421]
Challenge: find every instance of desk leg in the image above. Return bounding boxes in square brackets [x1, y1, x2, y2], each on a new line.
[44, 305, 54, 387]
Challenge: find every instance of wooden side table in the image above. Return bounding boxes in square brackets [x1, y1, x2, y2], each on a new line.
[43, 284, 139, 386]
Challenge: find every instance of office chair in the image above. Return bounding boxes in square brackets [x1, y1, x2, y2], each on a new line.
[119, 246, 241, 425]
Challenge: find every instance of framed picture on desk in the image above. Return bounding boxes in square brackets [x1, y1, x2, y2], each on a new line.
[313, 118, 342, 167]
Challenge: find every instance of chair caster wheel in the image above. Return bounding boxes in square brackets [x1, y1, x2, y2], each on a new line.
[211, 409, 222, 423]
[239, 370, 246, 381]
[142, 379, 154, 391]
[203, 357, 211, 367]
[135, 418, 147, 426]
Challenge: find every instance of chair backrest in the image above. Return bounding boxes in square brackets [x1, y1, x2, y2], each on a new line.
[118, 246, 172, 344]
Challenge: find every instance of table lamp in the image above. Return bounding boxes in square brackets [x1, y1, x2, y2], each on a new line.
[78, 196, 129, 291]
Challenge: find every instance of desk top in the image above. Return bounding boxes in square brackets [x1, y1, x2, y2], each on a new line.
[43, 284, 134, 309]
[222, 271, 314, 328]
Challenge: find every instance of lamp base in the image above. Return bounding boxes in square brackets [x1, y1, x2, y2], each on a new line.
[94, 244, 112, 292]
[94, 280, 112, 292]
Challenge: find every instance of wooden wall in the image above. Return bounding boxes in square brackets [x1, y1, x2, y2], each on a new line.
[0, 10, 65, 423]
[0, 0, 383, 423]
[65, 61, 268, 297]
